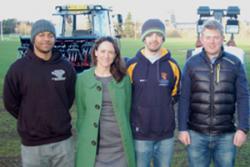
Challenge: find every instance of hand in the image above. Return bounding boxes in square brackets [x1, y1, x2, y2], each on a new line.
[233, 130, 247, 147]
[178, 131, 191, 146]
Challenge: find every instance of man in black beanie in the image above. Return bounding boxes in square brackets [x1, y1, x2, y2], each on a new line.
[127, 18, 181, 167]
[3, 19, 76, 167]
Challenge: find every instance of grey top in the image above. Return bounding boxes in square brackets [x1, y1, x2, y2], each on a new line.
[95, 75, 127, 167]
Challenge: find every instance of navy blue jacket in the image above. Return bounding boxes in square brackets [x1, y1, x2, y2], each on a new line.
[127, 48, 181, 140]
[178, 48, 249, 134]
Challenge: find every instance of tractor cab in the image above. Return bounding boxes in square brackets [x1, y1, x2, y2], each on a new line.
[18, 4, 123, 73]
[54, 4, 119, 37]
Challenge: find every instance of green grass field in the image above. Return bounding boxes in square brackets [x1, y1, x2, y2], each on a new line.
[0, 38, 249, 166]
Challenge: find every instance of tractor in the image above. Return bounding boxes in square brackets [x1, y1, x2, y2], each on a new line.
[18, 4, 123, 73]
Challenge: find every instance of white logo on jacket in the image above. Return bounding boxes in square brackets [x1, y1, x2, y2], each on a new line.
[51, 69, 66, 81]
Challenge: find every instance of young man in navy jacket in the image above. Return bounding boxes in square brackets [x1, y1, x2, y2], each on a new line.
[127, 18, 181, 167]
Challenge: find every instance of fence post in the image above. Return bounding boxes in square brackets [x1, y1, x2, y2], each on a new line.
[0, 20, 3, 41]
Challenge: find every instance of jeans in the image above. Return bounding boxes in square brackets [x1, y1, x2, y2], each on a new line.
[187, 130, 236, 167]
[21, 137, 74, 167]
[134, 137, 174, 167]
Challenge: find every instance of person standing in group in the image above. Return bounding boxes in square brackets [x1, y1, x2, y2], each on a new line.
[127, 19, 181, 167]
[178, 19, 249, 167]
[75, 36, 136, 167]
[3, 19, 76, 167]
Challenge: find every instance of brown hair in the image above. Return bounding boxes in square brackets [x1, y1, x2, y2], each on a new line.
[91, 36, 126, 82]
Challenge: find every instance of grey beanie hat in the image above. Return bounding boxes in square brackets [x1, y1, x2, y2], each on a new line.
[141, 19, 166, 41]
[31, 19, 56, 43]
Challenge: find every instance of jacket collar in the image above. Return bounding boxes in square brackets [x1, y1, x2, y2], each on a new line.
[85, 67, 125, 88]
[201, 46, 224, 63]
[26, 48, 63, 64]
[137, 47, 171, 61]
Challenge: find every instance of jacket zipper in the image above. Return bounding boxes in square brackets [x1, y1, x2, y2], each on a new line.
[209, 63, 215, 133]
[216, 64, 220, 84]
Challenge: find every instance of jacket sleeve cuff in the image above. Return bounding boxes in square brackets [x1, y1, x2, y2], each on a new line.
[178, 126, 188, 131]
[238, 128, 249, 134]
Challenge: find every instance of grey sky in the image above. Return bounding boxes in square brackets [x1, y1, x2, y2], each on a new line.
[1, 0, 249, 22]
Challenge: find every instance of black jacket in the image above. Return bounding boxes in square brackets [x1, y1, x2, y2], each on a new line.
[178, 48, 249, 134]
[3, 49, 76, 146]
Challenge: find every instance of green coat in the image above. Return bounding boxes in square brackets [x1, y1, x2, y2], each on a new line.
[75, 68, 136, 167]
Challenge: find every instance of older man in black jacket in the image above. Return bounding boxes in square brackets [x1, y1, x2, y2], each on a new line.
[178, 19, 249, 167]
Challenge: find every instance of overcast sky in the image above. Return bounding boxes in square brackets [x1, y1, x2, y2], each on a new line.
[1, 0, 249, 23]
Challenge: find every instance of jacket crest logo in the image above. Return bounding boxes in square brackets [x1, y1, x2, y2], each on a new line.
[51, 69, 66, 81]
[161, 72, 168, 80]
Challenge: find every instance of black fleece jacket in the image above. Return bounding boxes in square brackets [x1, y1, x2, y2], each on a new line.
[3, 49, 76, 146]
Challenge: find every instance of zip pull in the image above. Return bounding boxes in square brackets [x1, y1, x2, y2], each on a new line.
[210, 64, 213, 73]
[216, 64, 220, 83]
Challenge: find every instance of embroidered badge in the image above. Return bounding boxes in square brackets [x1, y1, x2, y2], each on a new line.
[51, 69, 66, 81]
[161, 72, 168, 80]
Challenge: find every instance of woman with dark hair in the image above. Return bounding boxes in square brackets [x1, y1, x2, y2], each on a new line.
[75, 36, 136, 167]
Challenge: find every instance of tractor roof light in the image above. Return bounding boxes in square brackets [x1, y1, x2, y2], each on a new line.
[226, 19, 239, 34]
[67, 4, 88, 11]
[226, 6, 240, 18]
[93, 5, 103, 10]
[55, 4, 89, 12]
[91, 5, 110, 11]
[55, 6, 63, 12]
[197, 6, 211, 17]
